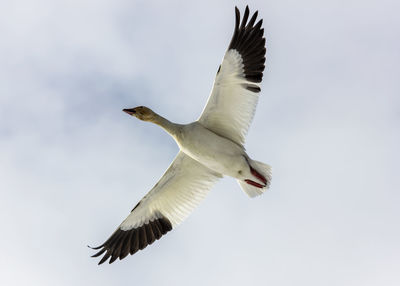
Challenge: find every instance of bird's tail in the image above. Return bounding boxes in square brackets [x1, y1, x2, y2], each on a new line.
[238, 159, 272, 198]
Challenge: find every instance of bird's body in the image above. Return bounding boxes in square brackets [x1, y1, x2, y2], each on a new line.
[177, 122, 248, 180]
[91, 6, 272, 264]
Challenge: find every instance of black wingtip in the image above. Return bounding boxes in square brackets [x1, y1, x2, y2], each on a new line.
[98, 250, 111, 265]
[87, 244, 103, 250]
[91, 216, 173, 265]
[240, 6, 250, 29]
[91, 247, 107, 258]
[234, 7, 240, 25]
[227, 6, 266, 83]
[248, 10, 258, 27]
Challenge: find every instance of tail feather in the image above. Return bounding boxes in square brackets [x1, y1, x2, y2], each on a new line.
[250, 160, 272, 189]
[238, 159, 272, 198]
[238, 180, 265, 197]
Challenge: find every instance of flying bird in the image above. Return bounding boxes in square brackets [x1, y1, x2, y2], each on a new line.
[91, 6, 270, 264]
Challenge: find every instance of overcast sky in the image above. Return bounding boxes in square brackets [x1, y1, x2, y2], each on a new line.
[1, 0, 399, 285]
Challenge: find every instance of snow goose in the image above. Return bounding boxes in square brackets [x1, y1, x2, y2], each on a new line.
[91, 6, 271, 264]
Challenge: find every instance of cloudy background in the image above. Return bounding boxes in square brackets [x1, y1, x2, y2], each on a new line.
[1, 0, 399, 285]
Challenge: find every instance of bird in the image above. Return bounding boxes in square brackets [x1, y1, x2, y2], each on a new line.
[90, 6, 270, 265]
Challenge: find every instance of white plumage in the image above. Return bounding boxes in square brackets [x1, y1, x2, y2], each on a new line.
[199, 49, 260, 145]
[91, 6, 271, 264]
[120, 151, 221, 230]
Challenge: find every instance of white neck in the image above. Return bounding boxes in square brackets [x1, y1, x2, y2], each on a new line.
[150, 113, 183, 140]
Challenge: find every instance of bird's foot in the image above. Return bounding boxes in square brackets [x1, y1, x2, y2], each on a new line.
[244, 179, 266, 188]
[249, 166, 267, 185]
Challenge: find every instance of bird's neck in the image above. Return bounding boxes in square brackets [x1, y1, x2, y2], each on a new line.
[151, 113, 183, 139]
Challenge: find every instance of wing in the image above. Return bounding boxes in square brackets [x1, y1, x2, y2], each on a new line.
[91, 151, 222, 264]
[198, 6, 266, 146]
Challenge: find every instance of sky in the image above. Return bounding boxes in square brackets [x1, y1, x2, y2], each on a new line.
[1, 0, 399, 285]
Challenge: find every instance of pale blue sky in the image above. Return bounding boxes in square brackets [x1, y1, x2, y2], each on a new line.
[1, 0, 399, 285]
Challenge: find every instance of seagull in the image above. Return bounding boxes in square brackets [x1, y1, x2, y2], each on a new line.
[91, 6, 271, 265]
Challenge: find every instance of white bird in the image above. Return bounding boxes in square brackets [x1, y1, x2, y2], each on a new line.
[91, 6, 271, 264]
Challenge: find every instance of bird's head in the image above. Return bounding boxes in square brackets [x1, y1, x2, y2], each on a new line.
[123, 106, 156, 122]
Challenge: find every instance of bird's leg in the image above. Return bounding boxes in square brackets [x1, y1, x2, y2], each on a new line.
[242, 156, 267, 188]
[249, 165, 267, 185]
[245, 179, 265, 188]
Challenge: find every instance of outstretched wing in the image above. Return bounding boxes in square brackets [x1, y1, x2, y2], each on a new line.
[198, 6, 266, 146]
[91, 152, 222, 264]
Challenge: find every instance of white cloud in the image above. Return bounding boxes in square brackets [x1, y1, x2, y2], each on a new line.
[1, 0, 399, 285]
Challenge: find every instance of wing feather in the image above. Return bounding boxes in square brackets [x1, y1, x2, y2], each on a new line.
[198, 6, 266, 145]
[91, 152, 221, 264]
